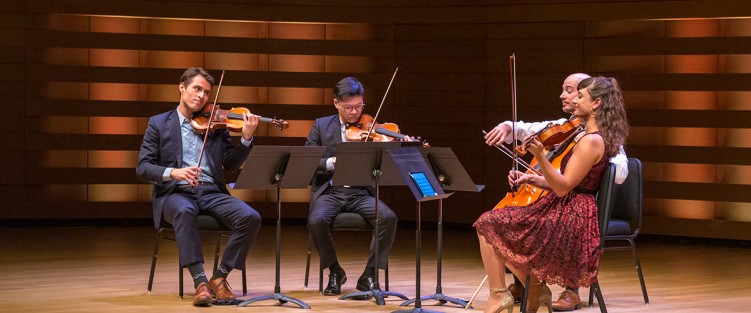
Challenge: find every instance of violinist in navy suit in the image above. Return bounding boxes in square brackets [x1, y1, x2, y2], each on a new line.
[304, 77, 398, 296]
[136, 67, 261, 306]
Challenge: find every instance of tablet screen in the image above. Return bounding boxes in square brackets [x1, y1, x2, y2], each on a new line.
[410, 171, 437, 197]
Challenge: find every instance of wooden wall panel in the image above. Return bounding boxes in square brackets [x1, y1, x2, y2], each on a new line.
[3, 1, 751, 240]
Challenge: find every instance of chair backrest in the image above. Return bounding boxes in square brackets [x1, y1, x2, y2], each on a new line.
[596, 163, 617, 245]
[610, 158, 643, 234]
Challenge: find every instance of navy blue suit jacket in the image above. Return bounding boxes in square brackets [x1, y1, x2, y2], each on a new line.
[136, 110, 253, 228]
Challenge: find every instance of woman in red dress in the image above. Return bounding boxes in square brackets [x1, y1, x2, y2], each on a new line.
[474, 76, 629, 313]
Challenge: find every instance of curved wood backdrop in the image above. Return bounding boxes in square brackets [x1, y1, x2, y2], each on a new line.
[2, 0, 751, 240]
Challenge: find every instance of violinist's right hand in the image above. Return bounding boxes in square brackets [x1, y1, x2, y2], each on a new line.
[485, 123, 512, 146]
[508, 170, 541, 188]
[171, 166, 202, 187]
[508, 170, 524, 187]
[325, 157, 336, 171]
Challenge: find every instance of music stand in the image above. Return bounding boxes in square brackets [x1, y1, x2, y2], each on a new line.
[400, 147, 483, 309]
[333, 141, 409, 306]
[234, 145, 325, 309]
[385, 146, 453, 313]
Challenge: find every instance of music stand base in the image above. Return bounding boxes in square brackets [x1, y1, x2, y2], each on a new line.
[392, 308, 443, 313]
[400, 293, 469, 308]
[339, 289, 408, 306]
[237, 293, 311, 309]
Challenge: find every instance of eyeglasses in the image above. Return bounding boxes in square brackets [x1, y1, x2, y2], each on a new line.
[340, 103, 365, 112]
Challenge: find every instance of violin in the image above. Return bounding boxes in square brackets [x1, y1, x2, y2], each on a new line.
[191, 102, 289, 135]
[516, 117, 583, 155]
[341, 68, 428, 146]
[344, 113, 428, 145]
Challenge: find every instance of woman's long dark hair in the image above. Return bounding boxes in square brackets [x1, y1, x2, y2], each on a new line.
[578, 76, 629, 158]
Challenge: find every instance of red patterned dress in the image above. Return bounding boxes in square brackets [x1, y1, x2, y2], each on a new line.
[474, 136, 609, 288]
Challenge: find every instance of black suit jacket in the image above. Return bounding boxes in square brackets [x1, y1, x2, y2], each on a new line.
[136, 110, 253, 228]
[305, 114, 343, 202]
[304, 114, 377, 202]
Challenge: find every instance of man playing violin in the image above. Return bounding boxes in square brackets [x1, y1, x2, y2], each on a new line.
[483, 73, 628, 311]
[136, 67, 262, 306]
[304, 77, 399, 297]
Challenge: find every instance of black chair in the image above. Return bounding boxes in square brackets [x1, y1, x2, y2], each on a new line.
[519, 162, 616, 313]
[587, 162, 617, 312]
[146, 214, 247, 299]
[597, 158, 649, 304]
[303, 212, 389, 293]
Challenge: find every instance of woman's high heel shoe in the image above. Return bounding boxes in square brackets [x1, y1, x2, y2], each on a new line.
[487, 287, 515, 313]
[525, 283, 552, 313]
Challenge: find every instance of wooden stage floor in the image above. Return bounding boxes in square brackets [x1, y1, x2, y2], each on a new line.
[1, 224, 749, 312]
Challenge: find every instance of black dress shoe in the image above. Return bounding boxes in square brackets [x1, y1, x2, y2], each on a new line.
[356, 276, 376, 292]
[323, 269, 347, 296]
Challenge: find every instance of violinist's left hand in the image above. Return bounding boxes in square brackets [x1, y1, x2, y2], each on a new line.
[527, 137, 545, 159]
[401, 135, 417, 142]
[241, 112, 259, 141]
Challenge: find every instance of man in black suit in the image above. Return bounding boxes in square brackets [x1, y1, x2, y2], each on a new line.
[304, 77, 398, 296]
[136, 67, 262, 306]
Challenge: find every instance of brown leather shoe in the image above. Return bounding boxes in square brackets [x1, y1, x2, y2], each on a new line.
[552, 289, 582, 311]
[193, 282, 212, 306]
[507, 283, 524, 303]
[209, 277, 236, 300]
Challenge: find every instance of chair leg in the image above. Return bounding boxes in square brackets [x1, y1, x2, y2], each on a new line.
[520, 275, 531, 313]
[179, 264, 184, 299]
[212, 234, 221, 273]
[591, 281, 608, 313]
[305, 232, 312, 288]
[384, 261, 389, 291]
[242, 266, 247, 296]
[319, 264, 324, 293]
[147, 228, 163, 292]
[628, 238, 649, 304]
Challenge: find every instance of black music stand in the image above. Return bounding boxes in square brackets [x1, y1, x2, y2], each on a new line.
[234, 145, 325, 309]
[386, 146, 453, 313]
[400, 147, 483, 309]
[333, 141, 409, 306]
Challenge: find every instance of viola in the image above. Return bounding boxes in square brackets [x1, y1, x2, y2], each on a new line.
[516, 117, 583, 155]
[191, 102, 289, 135]
[492, 125, 583, 210]
[344, 113, 428, 145]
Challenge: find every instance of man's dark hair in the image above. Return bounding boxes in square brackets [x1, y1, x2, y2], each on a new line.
[180, 67, 215, 87]
[333, 77, 364, 100]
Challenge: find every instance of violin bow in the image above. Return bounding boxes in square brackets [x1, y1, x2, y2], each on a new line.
[509, 54, 519, 192]
[364, 67, 399, 142]
[196, 70, 225, 170]
[482, 130, 541, 175]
